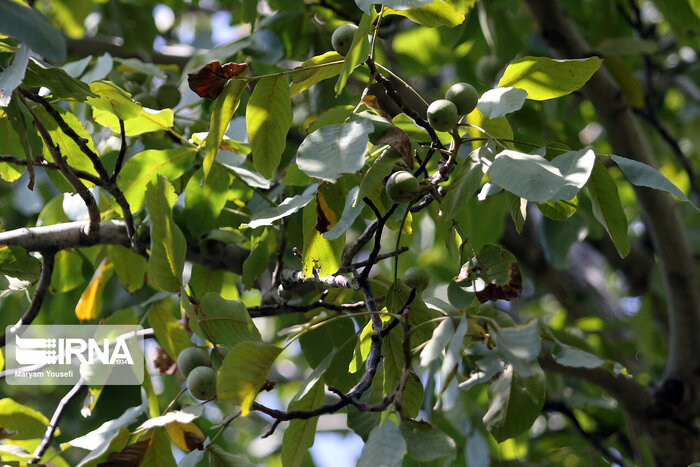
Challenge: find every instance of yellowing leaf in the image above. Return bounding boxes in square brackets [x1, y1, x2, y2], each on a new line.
[164, 420, 205, 452]
[217, 341, 282, 415]
[290, 52, 344, 96]
[75, 258, 114, 321]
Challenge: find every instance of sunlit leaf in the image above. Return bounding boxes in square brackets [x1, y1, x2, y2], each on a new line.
[75, 258, 114, 321]
[246, 75, 292, 178]
[498, 56, 603, 100]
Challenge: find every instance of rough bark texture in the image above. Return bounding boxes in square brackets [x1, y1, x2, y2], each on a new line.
[524, 0, 700, 464]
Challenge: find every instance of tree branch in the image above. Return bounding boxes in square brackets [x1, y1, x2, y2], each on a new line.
[30, 380, 86, 464]
[543, 400, 628, 467]
[65, 37, 192, 67]
[524, 0, 700, 386]
[0, 250, 56, 347]
[0, 220, 249, 275]
[538, 346, 653, 416]
[0, 154, 102, 186]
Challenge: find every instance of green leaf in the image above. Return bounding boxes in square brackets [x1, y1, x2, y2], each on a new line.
[455, 244, 521, 303]
[356, 148, 400, 205]
[441, 148, 484, 221]
[246, 75, 292, 178]
[148, 299, 190, 361]
[335, 13, 372, 94]
[587, 161, 630, 257]
[48, 249, 86, 293]
[0, 398, 49, 440]
[301, 194, 344, 279]
[324, 186, 363, 240]
[0, 246, 41, 292]
[290, 52, 345, 96]
[482, 364, 545, 442]
[552, 341, 605, 369]
[611, 154, 700, 211]
[204, 78, 247, 180]
[242, 228, 270, 289]
[209, 445, 256, 467]
[86, 81, 142, 120]
[400, 420, 457, 462]
[488, 149, 595, 202]
[281, 380, 325, 467]
[357, 420, 407, 467]
[246, 193, 315, 229]
[491, 320, 541, 376]
[35, 105, 101, 184]
[356, 0, 432, 15]
[118, 147, 197, 212]
[419, 316, 455, 367]
[537, 197, 578, 220]
[24, 59, 96, 101]
[477, 87, 528, 119]
[385, 0, 469, 28]
[0, 117, 25, 182]
[197, 293, 261, 345]
[183, 166, 231, 237]
[466, 108, 513, 148]
[92, 107, 174, 136]
[0, 0, 65, 62]
[217, 341, 282, 415]
[498, 56, 603, 101]
[465, 430, 490, 467]
[297, 120, 372, 181]
[140, 428, 176, 467]
[108, 245, 146, 293]
[145, 176, 187, 292]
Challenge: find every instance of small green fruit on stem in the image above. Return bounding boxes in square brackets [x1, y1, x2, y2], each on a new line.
[332, 24, 359, 56]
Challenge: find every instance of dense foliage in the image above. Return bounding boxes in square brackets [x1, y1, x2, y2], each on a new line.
[1, 0, 700, 465]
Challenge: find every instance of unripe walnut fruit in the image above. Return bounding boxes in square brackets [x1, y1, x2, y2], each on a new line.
[427, 99, 459, 132]
[386, 171, 420, 204]
[177, 347, 211, 377]
[404, 266, 430, 293]
[210, 346, 229, 370]
[187, 366, 217, 400]
[446, 82, 478, 115]
[476, 55, 504, 85]
[332, 24, 358, 56]
[156, 83, 181, 109]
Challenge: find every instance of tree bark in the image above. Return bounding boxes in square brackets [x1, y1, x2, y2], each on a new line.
[523, 1, 700, 463]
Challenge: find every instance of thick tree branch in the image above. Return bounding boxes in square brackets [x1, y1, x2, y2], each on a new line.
[65, 37, 192, 67]
[539, 346, 653, 416]
[0, 221, 248, 275]
[524, 0, 700, 386]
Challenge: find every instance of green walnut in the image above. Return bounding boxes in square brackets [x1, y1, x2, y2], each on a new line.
[427, 99, 459, 132]
[156, 83, 181, 109]
[187, 366, 217, 400]
[133, 92, 159, 109]
[210, 346, 229, 370]
[386, 171, 420, 204]
[475, 55, 504, 85]
[332, 23, 358, 56]
[403, 266, 430, 293]
[177, 347, 211, 377]
[123, 71, 148, 84]
[445, 82, 478, 115]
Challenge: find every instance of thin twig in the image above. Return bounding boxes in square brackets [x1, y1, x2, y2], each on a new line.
[112, 118, 127, 182]
[543, 400, 628, 467]
[247, 300, 365, 318]
[0, 154, 102, 185]
[30, 380, 86, 463]
[358, 197, 397, 282]
[19, 94, 100, 241]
